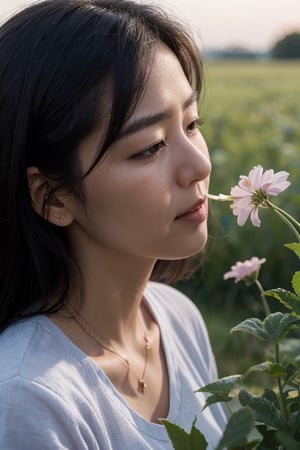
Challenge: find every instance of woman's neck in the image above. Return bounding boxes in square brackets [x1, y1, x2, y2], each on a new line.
[67, 248, 156, 346]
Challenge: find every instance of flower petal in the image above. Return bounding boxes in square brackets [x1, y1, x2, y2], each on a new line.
[261, 169, 274, 186]
[231, 185, 252, 198]
[267, 181, 291, 196]
[272, 170, 290, 184]
[232, 197, 252, 210]
[249, 165, 263, 190]
[250, 207, 261, 227]
[235, 206, 252, 226]
[238, 176, 254, 193]
[224, 257, 266, 283]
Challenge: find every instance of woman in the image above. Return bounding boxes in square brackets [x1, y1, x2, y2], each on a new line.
[0, 0, 227, 448]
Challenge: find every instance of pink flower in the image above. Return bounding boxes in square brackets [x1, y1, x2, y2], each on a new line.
[230, 165, 291, 227]
[224, 257, 266, 284]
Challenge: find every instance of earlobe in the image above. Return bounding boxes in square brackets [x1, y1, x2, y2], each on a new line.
[26, 166, 74, 227]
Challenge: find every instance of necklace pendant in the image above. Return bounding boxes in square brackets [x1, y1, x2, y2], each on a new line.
[138, 379, 147, 394]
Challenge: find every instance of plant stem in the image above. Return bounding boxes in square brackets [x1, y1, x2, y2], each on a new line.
[274, 209, 300, 242]
[255, 279, 271, 317]
[207, 193, 232, 202]
[275, 343, 288, 422]
[267, 200, 300, 241]
[267, 201, 300, 231]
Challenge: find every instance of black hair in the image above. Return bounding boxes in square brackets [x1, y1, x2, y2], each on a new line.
[0, 0, 203, 331]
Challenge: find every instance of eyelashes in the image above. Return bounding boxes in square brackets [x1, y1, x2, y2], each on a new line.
[131, 140, 167, 161]
[187, 117, 205, 132]
[131, 117, 205, 162]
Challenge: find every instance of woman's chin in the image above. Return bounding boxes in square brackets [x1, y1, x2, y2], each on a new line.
[160, 235, 208, 261]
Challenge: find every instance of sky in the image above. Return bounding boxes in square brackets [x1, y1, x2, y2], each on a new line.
[0, 0, 299, 51]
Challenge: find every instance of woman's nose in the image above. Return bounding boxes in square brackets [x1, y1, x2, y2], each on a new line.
[175, 133, 211, 188]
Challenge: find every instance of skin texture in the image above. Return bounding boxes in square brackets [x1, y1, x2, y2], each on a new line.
[41, 43, 211, 422]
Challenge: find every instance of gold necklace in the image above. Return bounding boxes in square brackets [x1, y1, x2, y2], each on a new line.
[72, 312, 150, 394]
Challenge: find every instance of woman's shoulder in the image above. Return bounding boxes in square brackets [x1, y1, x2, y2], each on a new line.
[0, 316, 78, 385]
[0, 317, 98, 449]
[0, 318, 41, 381]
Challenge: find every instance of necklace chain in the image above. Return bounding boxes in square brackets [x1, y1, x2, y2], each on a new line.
[72, 312, 150, 394]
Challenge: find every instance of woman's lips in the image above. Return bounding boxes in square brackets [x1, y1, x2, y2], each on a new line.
[175, 199, 208, 224]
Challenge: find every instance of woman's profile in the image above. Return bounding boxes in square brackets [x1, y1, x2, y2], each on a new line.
[0, 1, 227, 448]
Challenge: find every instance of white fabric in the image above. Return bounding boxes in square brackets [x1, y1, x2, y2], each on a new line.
[0, 282, 227, 449]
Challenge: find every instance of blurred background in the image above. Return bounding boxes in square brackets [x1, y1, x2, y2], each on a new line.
[161, 0, 300, 377]
[1, 0, 300, 377]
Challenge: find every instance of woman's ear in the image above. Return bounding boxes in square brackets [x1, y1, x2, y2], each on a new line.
[26, 166, 74, 227]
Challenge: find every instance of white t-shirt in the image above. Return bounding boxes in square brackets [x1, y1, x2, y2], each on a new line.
[0, 282, 227, 449]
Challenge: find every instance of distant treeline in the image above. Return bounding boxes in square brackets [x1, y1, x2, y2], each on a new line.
[205, 31, 300, 60]
[205, 48, 268, 60]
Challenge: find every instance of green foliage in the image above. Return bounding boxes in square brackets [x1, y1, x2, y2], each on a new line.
[285, 243, 300, 258]
[161, 418, 208, 450]
[196, 374, 242, 409]
[186, 227, 299, 448]
[264, 288, 300, 318]
[276, 430, 300, 450]
[238, 389, 286, 430]
[163, 409, 256, 450]
[215, 407, 255, 450]
[271, 32, 300, 59]
[167, 275, 300, 448]
[292, 272, 300, 297]
[243, 361, 287, 379]
[231, 313, 300, 343]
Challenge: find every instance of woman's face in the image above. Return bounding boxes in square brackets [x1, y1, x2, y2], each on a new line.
[67, 43, 211, 263]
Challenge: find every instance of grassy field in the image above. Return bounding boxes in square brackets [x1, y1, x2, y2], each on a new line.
[203, 60, 300, 189]
[177, 60, 300, 376]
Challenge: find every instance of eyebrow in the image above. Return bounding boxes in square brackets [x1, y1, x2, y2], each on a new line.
[119, 90, 199, 139]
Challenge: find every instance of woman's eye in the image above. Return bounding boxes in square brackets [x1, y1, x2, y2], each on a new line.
[187, 117, 205, 134]
[131, 140, 167, 161]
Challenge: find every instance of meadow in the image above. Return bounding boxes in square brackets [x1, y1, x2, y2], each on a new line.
[177, 60, 300, 376]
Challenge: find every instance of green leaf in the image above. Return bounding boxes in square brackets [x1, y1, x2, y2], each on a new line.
[263, 312, 300, 341]
[202, 395, 234, 411]
[196, 375, 242, 396]
[292, 271, 300, 297]
[231, 313, 300, 342]
[262, 388, 278, 403]
[196, 375, 242, 410]
[243, 361, 287, 379]
[215, 407, 254, 450]
[162, 418, 208, 450]
[267, 363, 288, 378]
[264, 288, 300, 318]
[276, 430, 300, 450]
[190, 421, 208, 449]
[287, 411, 300, 435]
[231, 318, 269, 341]
[256, 424, 277, 448]
[238, 389, 286, 430]
[162, 421, 191, 450]
[285, 242, 300, 258]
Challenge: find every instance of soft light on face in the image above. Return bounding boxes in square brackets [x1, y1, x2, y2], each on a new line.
[66, 43, 211, 264]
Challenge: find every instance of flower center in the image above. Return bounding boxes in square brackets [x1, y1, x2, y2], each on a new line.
[251, 189, 268, 207]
